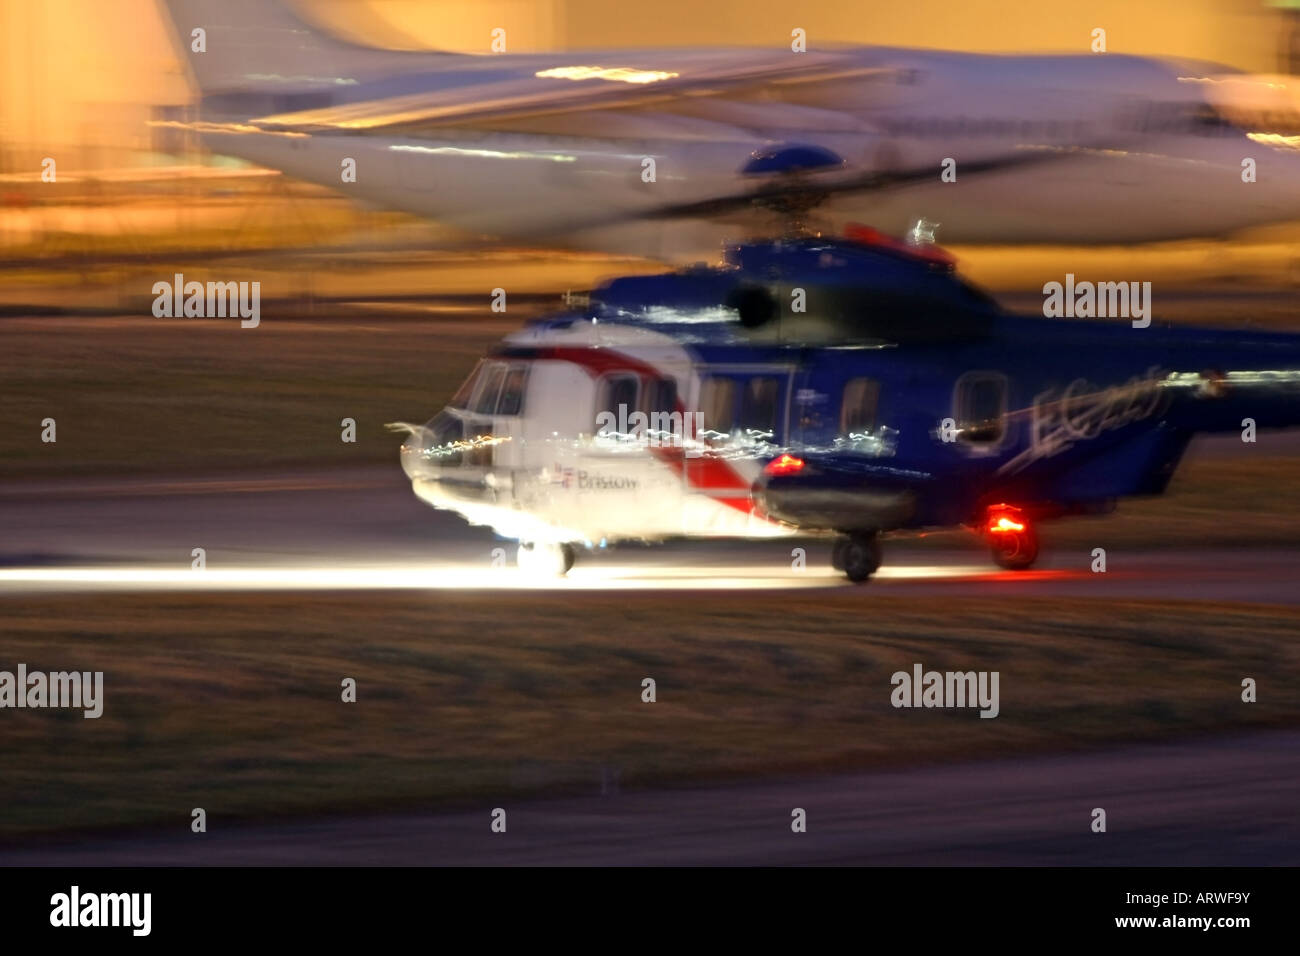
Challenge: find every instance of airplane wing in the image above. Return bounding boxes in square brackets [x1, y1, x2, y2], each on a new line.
[249, 49, 901, 135]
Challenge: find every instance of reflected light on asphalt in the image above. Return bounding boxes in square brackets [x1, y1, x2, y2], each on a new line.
[0, 562, 1065, 593]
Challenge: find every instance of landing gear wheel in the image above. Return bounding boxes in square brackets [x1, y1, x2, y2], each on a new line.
[517, 541, 576, 577]
[838, 532, 882, 583]
[989, 525, 1039, 570]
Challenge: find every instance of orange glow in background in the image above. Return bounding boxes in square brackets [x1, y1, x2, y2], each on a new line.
[0, 0, 1296, 169]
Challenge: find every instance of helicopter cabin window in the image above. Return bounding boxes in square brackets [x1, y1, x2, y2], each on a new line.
[595, 373, 641, 435]
[841, 378, 880, 433]
[470, 362, 506, 415]
[954, 372, 1007, 446]
[642, 376, 679, 441]
[699, 377, 736, 434]
[497, 365, 529, 416]
[643, 377, 678, 419]
[739, 377, 781, 436]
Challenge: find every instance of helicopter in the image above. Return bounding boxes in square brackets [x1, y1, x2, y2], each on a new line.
[392, 145, 1300, 582]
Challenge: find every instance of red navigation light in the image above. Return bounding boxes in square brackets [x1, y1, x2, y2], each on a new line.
[765, 453, 806, 476]
[986, 505, 1026, 534]
[989, 515, 1025, 534]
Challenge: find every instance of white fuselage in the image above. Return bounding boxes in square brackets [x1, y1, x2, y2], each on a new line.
[400, 320, 793, 545]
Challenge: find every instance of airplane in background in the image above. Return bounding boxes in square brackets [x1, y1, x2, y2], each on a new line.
[158, 0, 1300, 260]
[389, 181, 1300, 581]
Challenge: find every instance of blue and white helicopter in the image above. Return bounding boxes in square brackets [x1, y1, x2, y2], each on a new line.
[394, 146, 1300, 582]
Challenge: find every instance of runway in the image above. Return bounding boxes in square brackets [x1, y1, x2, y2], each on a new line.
[3, 452, 1297, 867]
[4, 730, 1295, 865]
[1, 462, 1297, 600]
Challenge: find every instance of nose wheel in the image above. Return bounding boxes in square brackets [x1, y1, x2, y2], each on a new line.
[832, 531, 882, 583]
[517, 541, 577, 577]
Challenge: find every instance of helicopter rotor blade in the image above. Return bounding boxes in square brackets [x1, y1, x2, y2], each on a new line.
[639, 146, 1062, 222]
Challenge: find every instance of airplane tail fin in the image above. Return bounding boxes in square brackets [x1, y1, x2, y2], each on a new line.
[157, 0, 450, 97]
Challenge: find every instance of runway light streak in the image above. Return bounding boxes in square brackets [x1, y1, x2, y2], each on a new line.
[0, 562, 1028, 593]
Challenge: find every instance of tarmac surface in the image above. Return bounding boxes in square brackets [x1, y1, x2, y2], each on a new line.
[3, 730, 1295, 865]
[0, 455, 1296, 600]
[1, 444, 1295, 866]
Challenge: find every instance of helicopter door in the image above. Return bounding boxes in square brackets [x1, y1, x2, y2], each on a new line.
[791, 351, 891, 456]
[697, 367, 792, 449]
[490, 363, 530, 469]
[693, 366, 793, 511]
[591, 371, 686, 476]
[640, 373, 689, 518]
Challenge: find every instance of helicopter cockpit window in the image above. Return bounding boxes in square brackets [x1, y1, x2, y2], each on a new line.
[471, 363, 506, 415]
[739, 377, 780, 436]
[450, 360, 485, 409]
[424, 409, 466, 468]
[497, 365, 529, 416]
[841, 378, 880, 433]
[699, 377, 736, 435]
[954, 372, 1007, 446]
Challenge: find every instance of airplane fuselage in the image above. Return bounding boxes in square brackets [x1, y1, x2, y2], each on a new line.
[191, 46, 1300, 257]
